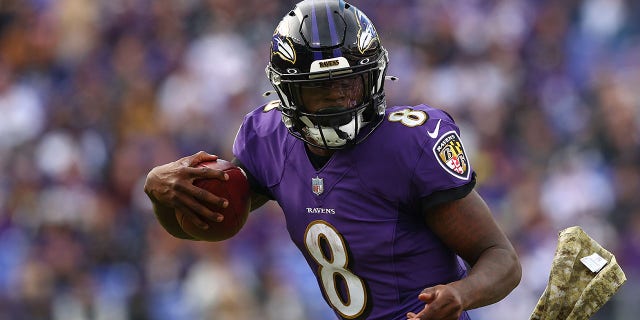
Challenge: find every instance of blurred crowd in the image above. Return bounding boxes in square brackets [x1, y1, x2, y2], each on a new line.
[0, 0, 638, 319]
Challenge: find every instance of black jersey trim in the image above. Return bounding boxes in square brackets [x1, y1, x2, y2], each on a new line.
[231, 158, 275, 200]
[420, 172, 476, 212]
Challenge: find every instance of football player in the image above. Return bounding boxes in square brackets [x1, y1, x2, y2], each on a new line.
[144, 1, 522, 319]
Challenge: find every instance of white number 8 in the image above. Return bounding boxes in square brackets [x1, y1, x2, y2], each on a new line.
[388, 108, 427, 127]
[304, 221, 367, 319]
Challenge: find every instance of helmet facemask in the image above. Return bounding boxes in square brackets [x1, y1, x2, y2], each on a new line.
[267, 52, 388, 149]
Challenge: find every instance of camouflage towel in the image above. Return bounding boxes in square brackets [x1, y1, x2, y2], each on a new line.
[530, 226, 627, 320]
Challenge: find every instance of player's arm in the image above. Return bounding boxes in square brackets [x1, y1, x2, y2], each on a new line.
[231, 157, 273, 211]
[408, 190, 521, 319]
[144, 151, 232, 239]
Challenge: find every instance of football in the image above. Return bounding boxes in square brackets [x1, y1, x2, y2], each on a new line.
[176, 159, 251, 241]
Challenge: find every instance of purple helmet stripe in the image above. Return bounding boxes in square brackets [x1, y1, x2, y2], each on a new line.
[310, 0, 322, 60]
[324, 0, 342, 57]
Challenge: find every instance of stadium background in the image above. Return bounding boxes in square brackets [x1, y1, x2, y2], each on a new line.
[0, 0, 638, 319]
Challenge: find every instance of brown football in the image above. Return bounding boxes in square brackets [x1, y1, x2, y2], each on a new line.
[176, 159, 250, 241]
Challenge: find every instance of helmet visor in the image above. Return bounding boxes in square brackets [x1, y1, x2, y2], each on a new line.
[297, 74, 365, 117]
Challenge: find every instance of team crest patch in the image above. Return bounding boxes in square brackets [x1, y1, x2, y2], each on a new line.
[433, 131, 470, 180]
[312, 176, 324, 196]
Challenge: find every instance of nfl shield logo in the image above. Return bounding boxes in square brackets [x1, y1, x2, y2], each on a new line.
[312, 176, 324, 195]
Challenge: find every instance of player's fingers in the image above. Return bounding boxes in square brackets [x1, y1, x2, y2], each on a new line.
[178, 181, 229, 211]
[407, 305, 432, 320]
[176, 197, 224, 225]
[405, 288, 438, 320]
[184, 151, 218, 166]
[418, 288, 437, 303]
[174, 184, 226, 222]
[178, 163, 228, 181]
[190, 165, 229, 181]
[415, 289, 462, 320]
[175, 204, 210, 229]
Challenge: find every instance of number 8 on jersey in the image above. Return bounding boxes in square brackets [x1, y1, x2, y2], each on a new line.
[304, 221, 367, 318]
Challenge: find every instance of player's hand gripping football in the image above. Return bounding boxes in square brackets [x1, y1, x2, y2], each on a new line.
[144, 151, 229, 230]
[406, 284, 465, 320]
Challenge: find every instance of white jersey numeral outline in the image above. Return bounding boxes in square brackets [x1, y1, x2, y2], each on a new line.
[304, 220, 367, 319]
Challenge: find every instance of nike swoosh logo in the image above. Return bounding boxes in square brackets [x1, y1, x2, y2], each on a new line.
[427, 119, 441, 138]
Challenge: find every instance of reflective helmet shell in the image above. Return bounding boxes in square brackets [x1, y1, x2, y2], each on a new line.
[266, 0, 389, 149]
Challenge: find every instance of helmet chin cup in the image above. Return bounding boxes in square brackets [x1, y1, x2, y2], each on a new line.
[298, 109, 367, 148]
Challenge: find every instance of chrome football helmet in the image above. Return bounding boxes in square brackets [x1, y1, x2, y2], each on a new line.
[266, 0, 389, 149]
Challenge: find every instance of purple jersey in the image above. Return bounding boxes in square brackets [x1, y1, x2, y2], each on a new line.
[233, 102, 474, 320]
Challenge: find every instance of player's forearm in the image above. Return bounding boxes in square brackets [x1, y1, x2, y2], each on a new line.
[450, 246, 521, 310]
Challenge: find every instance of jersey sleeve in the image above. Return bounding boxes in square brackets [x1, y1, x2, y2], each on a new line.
[232, 101, 288, 197]
[354, 105, 476, 211]
[410, 108, 476, 210]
